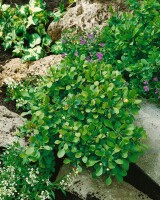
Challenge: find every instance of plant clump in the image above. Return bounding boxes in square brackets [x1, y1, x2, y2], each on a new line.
[7, 58, 146, 185]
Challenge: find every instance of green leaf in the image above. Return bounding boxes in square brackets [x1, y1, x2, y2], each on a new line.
[27, 15, 35, 28]
[57, 149, 65, 158]
[82, 156, 88, 163]
[95, 166, 103, 176]
[134, 99, 142, 104]
[95, 150, 105, 157]
[42, 35, 52, 47]
[115, 159, 124, 165]
[47, 82, 52, 88]
[80, 54, 85, 61]
[113, 107, 119, 114]
[104, 120, 114, 130]
[22, 46, 42, 62]
[29, 33, 41, 48]
[86, 159, 99, 167]
[77, 165, 82, 172]
[63, 158, 71, 164]
[26, 147, 35, 155]
[106, 177, 112, 185]
[43, 146, 52, 150]
[128, 89, 136, 98]
[129, 154, 139, 162]
[116, 174, 123, 183]
[75, 152, 82, 158]
[29, 5, 43, 13]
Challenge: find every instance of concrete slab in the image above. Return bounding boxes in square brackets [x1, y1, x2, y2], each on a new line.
[57, 165, 150, 200]
[136, 101, 160, 185]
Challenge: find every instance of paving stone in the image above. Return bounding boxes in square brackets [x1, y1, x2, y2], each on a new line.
[57, 165, 150, 200]
[136, 101, 160, 185]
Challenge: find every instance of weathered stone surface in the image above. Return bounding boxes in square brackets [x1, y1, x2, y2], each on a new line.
[0, 55, 62, 85]
[48, 0, 126, 42]
[57, 165, 150, 200]
[0, 106, 25, 147]
[136, 101, 160, 185]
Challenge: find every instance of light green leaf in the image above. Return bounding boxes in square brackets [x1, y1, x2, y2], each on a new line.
[57, 149, 65, 158]
[63, 158, 71, 164]
[43, 146, 52, 150]
[86, 159, 99, 167]
[27, 15, 35, 28]
[115, 159, 124, 165]
[82, 156, 88, 163]
[30, 33, 41, 48]
[134, 99, 142, 104]
[26, 147, 35, 155]
[29, 5, 42, 13]
[96, 166, 103, 176]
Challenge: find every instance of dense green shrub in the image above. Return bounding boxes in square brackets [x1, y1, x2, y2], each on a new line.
[7, 58, 146, 185]
[62, 0, 160, 104]
[0, 0, 64, 62]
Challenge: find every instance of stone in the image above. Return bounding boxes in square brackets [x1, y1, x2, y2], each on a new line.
[47, 0, 126, 42]
[0, 106, 25, 147]
[0, 55, 62, 85]
[57, 165, 150, 200]
[136, 101, 160, 185]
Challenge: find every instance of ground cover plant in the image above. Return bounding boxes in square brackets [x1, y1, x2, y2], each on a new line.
[0, 0, 64, 62]
[6, 58, 146, 185]
[61, 0, 160, 104]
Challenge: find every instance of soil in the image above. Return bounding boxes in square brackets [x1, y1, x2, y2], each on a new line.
[55, 190, 82, 200]
[0, 86, 20, 113]
[2, 0, 69, 11]
[0, 43, 13, 72]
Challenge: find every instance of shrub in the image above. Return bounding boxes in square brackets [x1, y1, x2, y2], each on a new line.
[7, 58, 146, 185]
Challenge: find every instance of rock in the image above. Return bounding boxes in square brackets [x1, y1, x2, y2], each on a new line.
[57, 165, 150, 200]
[0, 55, 62, 85]
[0, 106, 25, 147]
[47, 0, 126, 42]
[136, 101, 160, 185]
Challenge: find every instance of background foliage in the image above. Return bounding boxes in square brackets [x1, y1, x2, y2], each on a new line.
[0, 0, 64, 62]
[62, 0, 160, 104]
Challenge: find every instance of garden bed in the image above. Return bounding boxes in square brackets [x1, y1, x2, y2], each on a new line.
[0, 0, 160, 199]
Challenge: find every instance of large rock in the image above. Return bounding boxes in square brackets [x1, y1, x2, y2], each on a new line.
[57, 165, 150, 200]
[136, 101, 160, 185]
[47, 0, 126, 42]
[0, 55, 62, 85]
[0, 106, 25, 147]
